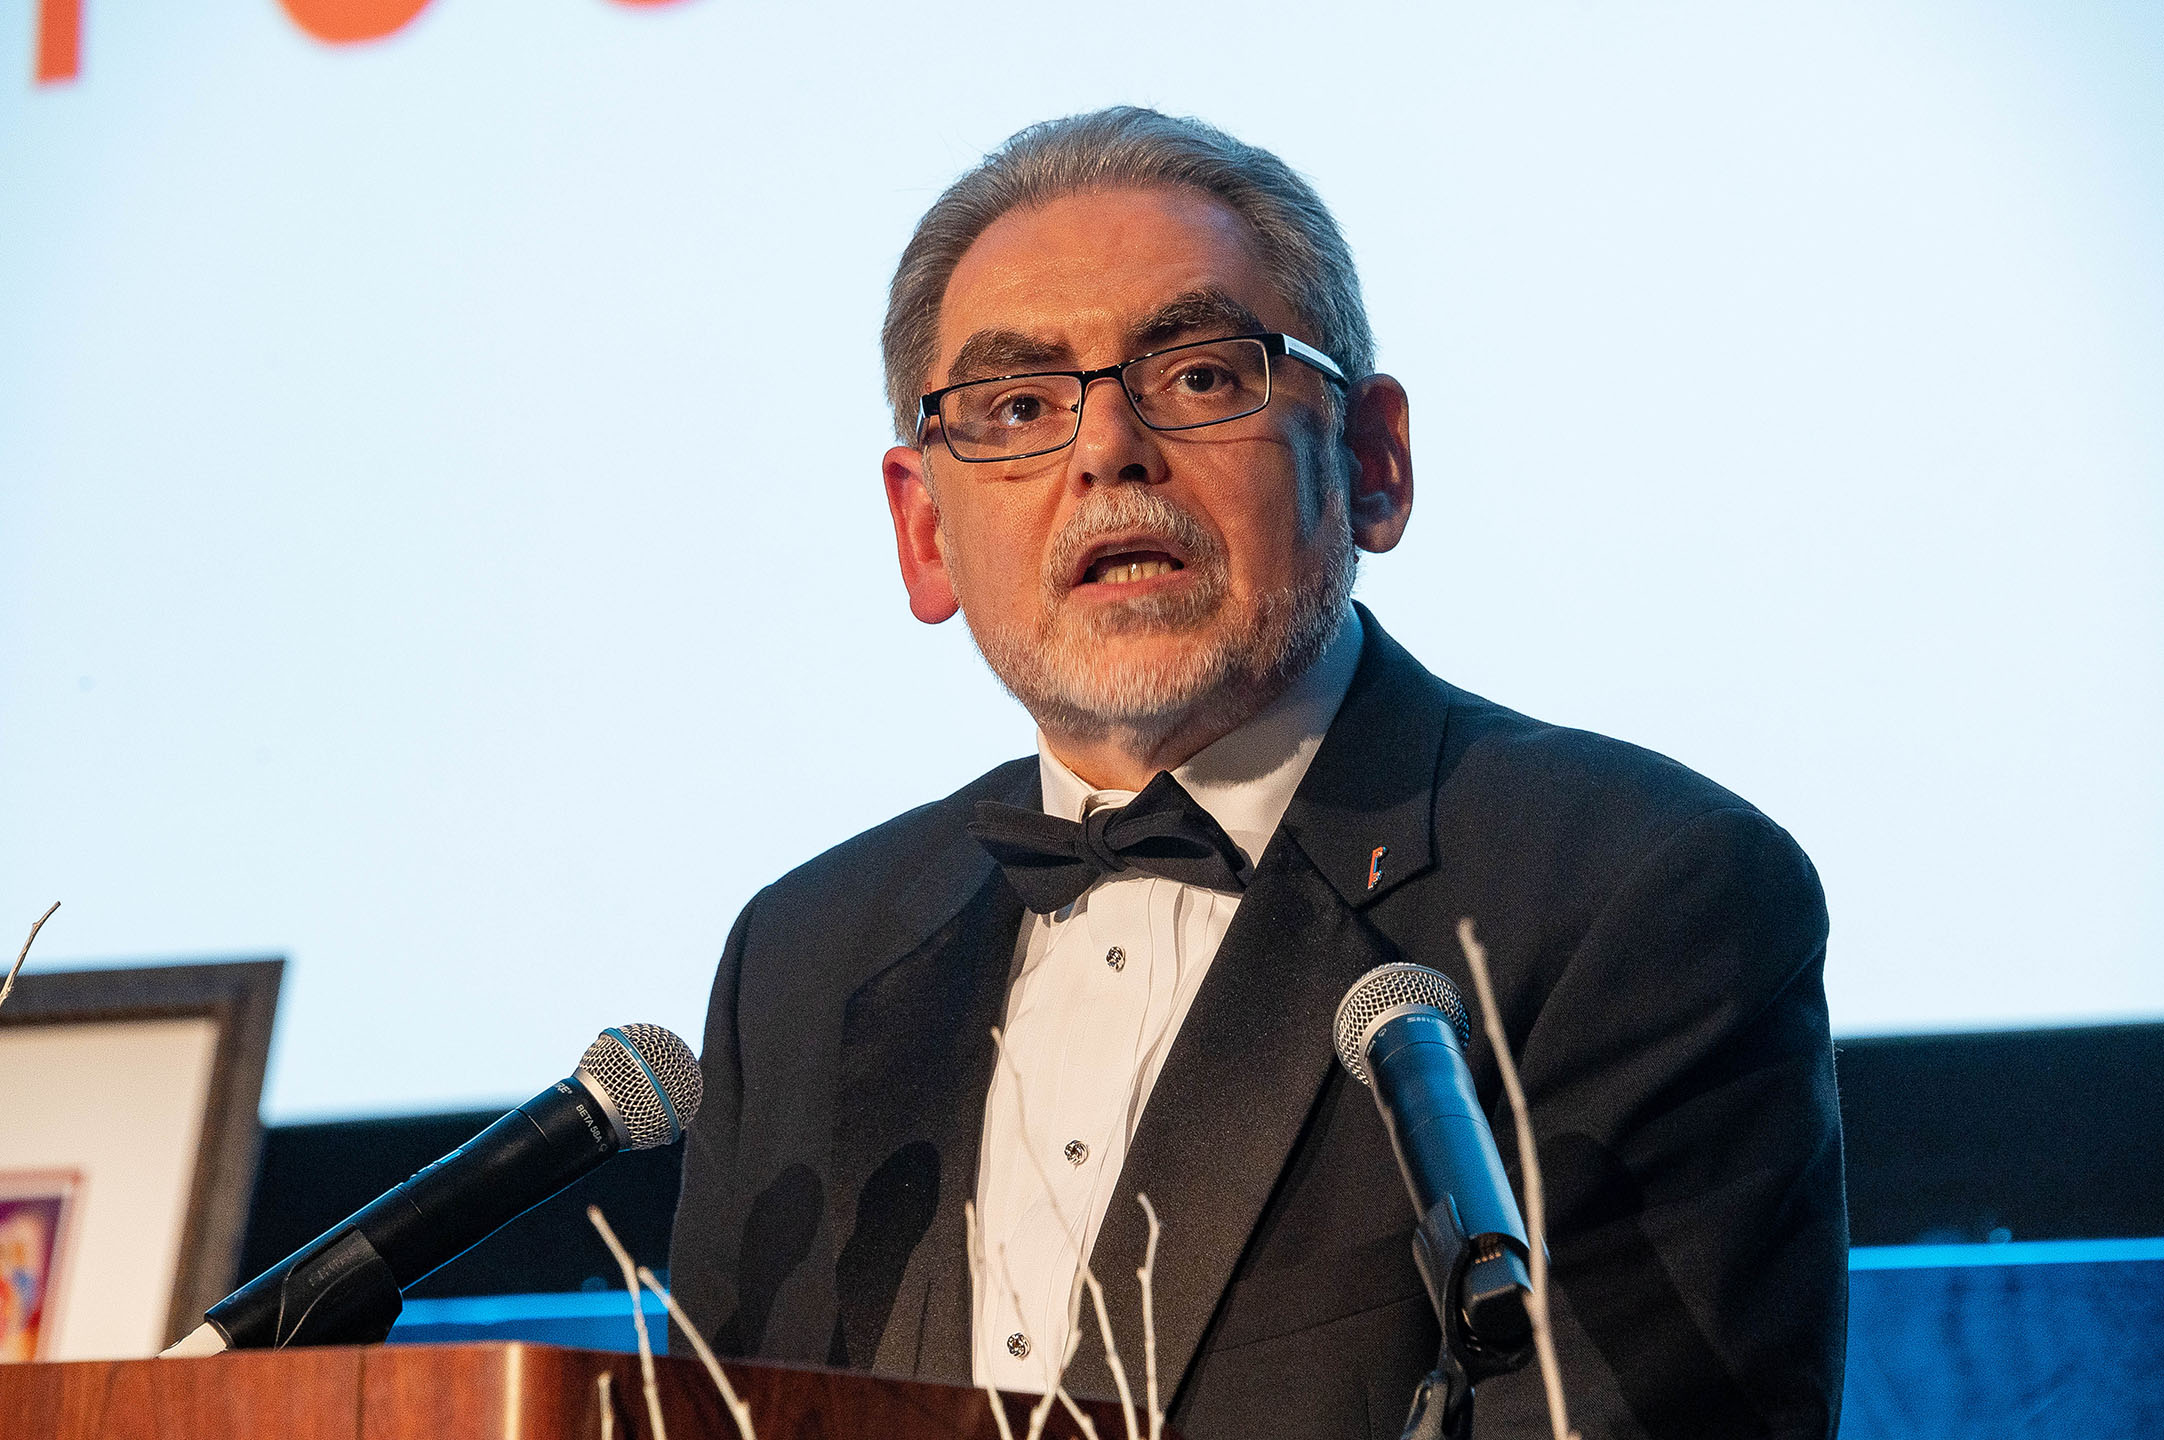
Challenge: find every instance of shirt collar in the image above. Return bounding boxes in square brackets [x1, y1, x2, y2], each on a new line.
[1035, 607, 1366, 868]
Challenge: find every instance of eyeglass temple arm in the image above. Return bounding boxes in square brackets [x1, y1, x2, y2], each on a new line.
[1279, 333, 1351, 387]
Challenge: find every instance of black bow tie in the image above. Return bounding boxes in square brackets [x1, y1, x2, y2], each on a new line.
[969, 770, 1254, 915]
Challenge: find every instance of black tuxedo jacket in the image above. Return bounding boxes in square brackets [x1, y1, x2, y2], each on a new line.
[669, 611, 1846, 1439]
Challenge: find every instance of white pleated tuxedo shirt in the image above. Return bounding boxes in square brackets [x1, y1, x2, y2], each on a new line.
[970, 610, 1365, 1391]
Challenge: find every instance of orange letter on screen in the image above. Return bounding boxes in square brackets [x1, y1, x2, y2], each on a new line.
[279, 0, 436, 44]
[36, 0, 82, 84]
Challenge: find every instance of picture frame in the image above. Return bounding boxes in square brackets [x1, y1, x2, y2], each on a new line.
[0, 958, 282, 1358]
[0, 1168, 82, 1361]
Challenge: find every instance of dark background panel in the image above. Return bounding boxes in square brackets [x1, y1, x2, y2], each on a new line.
[236, 1110, 685, 1298]
[237, 1022, 2164, 1298]
[1835, 1022, 2164, 1246]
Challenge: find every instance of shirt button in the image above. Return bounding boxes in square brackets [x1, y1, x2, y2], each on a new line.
[1105, 946, 1126, 971]
[1064, 1139, 1089, 1166]
[1007, 1332, 1031, 1359]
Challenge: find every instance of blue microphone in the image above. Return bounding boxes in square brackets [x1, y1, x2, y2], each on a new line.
[1334, 963, 1533, 1354]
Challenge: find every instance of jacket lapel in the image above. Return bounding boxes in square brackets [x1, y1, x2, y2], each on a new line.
[1276, 605, 1457, 913]
[828, 760, 1037, 1385]
[1068, 835, 1405, 1402]
[1068, 611, 1458, 1401]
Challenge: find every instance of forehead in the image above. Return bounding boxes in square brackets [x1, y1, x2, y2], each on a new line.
[934, 186, 1287, 370]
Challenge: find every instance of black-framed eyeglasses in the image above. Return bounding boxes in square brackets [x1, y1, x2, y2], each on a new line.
[918, 332, 1350, 464]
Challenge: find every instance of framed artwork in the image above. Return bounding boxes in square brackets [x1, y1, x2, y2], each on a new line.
[0, 1170, 81, 1361]
[0, 959, 281, 1359]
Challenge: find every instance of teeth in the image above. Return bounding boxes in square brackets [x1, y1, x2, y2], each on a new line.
[1097, 559, 1176, 585]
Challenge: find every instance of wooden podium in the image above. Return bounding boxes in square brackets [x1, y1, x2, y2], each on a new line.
[0, 1343, 1150, 1439]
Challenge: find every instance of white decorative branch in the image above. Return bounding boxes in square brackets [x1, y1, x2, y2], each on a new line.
[1135, 1194, 1164, 1440]
[1051, 1271, 1100, 1440]
[987, 1025, 1136, 1437]
[993, 1238, 1061, 1440]
[964, 1202, 1020, 1440]
[0, 901, 60, 1014]
[587, 1205, 668, 1440]
[637, 1266, 756, 1440]
[1056, 1385, 1106, 1440]
[1080, 1267, 1135, 1440]
[1458, 918, 1579, 1440]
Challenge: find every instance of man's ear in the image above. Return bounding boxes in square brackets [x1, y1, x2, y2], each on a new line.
[883, 445, 960, 623]
[1341, 374, 1414, 554]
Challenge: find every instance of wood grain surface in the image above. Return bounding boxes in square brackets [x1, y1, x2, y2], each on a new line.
[0, 1342, 1155, 1439]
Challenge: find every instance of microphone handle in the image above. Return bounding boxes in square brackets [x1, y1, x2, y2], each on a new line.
[206, 1075, 620, 1349]
[1367, 1009, 1528, 1244]
[1367, 1008, 1536, 1357]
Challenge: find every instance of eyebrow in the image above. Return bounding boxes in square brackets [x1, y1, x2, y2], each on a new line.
[939, 288, 1272, 389]
[946, 330, 1072, 385]
[1128, 289, 1268, 352]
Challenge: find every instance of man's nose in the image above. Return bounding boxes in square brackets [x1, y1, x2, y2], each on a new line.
[1069, 375, 1163, 486]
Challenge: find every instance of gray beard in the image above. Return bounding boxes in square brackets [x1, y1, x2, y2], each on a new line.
[955, 482, 1357, 755]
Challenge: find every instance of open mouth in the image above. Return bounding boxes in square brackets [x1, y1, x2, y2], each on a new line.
[1074, 533, 1193, 588]
[1084, 550, 1185, 586]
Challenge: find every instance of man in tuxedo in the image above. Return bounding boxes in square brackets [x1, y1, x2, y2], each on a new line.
[670, 107, 1846, 1439]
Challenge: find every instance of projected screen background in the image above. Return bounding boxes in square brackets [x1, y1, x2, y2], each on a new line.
[3, 2, 2159, 1119]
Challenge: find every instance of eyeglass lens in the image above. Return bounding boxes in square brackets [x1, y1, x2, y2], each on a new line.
[938, 337, 1272, 461]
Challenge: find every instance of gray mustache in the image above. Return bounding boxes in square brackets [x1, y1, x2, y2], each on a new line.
[1044, 489, 1223, 592]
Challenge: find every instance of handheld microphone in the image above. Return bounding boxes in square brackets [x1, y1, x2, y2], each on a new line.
[170, 1023, 702, 1355]
[1333, 964, 1532, 1356]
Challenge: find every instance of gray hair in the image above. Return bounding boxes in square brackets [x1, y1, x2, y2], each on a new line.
[881, 106, 1376, 440]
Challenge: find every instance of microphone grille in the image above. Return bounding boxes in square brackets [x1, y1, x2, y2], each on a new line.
[1332, 963, 1471, 1088]
[578, 1023, 704, 1150]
